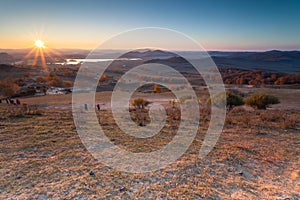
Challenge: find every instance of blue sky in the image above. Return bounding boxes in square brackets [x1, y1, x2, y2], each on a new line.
[0, 0, 299, 50]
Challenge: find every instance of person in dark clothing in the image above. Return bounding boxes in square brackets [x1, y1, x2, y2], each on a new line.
[96, 104, 100, 111]
[16, 99, 21, 105]
[5, 98, 9, 104]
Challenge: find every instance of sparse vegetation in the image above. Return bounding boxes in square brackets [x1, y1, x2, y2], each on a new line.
[0, 92, 299, 199]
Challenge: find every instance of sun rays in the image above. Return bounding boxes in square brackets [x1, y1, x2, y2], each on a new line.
[22, 39, 64, 71]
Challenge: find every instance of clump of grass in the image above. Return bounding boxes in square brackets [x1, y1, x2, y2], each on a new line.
[225, 115, 233, 125]
[235, 115, 251, 127]
[259, 110, 298, 129]
[260, 111, 281, 122]
[279, 113, 298, 129]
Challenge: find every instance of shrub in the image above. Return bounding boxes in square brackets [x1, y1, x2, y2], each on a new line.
[207, 91, 244, 109]
[227, 92, 245, 108]
[245, 93, 279, 109]
[131, 98, 150, 109]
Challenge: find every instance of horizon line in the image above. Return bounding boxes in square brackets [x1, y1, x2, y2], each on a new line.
[1, 48, 300, 52]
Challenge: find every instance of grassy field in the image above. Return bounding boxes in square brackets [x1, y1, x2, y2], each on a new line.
[0, 88, 299, 199]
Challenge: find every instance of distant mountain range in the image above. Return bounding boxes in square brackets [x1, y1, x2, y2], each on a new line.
[0, 64, 35, 80]
[119, 49, 300, 73]
[210, 50, 300, 73]
[0, 52, 14, 65]
[0, 49, 299, 74]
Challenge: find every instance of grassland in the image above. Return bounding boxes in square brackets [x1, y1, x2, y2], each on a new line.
[0, 88, 299, 199]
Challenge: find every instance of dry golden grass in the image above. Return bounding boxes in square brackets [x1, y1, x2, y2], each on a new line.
[0, 90, 299, 199]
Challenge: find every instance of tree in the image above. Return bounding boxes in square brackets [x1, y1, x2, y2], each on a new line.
[239, 78, 245, 85]
[245, 93, 279, 109]
[274, 77, 287, 85]
[2, 83, 20, 97]
[36, 76, 46, 83]
[63, 80, 73, 87]
[224, 79, 232, 84]
[49, 76, 63, 87]
[153, 84, 162, 93]
[100, 74, 109, 82]
[0, 78, 20, 97]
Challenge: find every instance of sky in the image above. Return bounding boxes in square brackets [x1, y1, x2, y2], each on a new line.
[0, 0, 300, 51]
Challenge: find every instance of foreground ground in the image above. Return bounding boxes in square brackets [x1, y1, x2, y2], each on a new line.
[0, 89, 299, 199]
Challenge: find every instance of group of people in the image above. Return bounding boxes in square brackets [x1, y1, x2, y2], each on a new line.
[0, 97, 21, 105]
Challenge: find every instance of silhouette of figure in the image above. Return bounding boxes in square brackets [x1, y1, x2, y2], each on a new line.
[16, 99, 21, 105]
[84, 103, 88, 111]
[96, 104, 100, 111]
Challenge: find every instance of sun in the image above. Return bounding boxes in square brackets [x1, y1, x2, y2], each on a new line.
[35, 40, 45, 48]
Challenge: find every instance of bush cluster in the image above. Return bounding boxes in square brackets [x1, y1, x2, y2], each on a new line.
[245, 94, 280, 109]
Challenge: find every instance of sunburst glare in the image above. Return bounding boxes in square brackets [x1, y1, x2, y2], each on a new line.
[22, 39, 64, 71]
